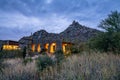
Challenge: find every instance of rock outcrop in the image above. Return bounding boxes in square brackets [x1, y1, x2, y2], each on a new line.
[19, 21, 101, 44]
[60, 21, 101, 43]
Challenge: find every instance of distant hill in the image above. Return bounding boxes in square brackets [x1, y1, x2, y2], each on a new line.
[60, 21, 101, 43]
[19, 21, 101, 44]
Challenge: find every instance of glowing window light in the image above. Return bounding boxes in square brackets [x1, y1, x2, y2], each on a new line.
[50, 43, 56, 53]
[45, 43, 49, 52]
[62, 44, 67, 53]
[3, 45, 19, 50]
[37, 44, 41, 52]
[31, 44, 35, 52]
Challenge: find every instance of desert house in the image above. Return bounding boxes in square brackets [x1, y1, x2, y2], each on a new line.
[0, 35, 72, 55]
[31, 40, 72, 55]
[1, 21, 100, 55]
[0, 40, 20, 50]
[21, 21, 99, 55]
[19, 30, 73, 55]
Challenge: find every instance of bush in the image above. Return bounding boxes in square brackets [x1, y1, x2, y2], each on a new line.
[36, 55, 54, 72]
[70, 46, 80, 54]
[39, 49, 47, 55]
[39, 53, 120, 80]
[0, 50, 22, 59]
[54, 50, 65, 64]
[23, 57, 33, 65]
[89, 32, 120, 53]
[22, 47, 27, 59]
[40, 49, 47, 53]
[90, 11, 120, 54]
[0, 52, 4, 72]
[70, 43, 88, 54]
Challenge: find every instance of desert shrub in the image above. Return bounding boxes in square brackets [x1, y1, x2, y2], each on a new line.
[22, 47, 27, 59]
[0, 72, 37, 80]
[0, 50, 22, 59]
[40, 53, 120, 80]
[36, 55, 54, 72]
[89, 32, 120, 53]
[39, 49, 47, 55]
[23, 57, 33, 65]
[71, 43, 89, 54]
[70, 45, 80, 54]
[54, 50, 65, 64]
[0, 46, 3, 51]
[40, 49, 47, 53]
[0, 58, 38, 80]
[41, 52, 47, 55]
[89, 11, 120, 54]
[98, 11, 120, 33]
[0, 52, 4, 72]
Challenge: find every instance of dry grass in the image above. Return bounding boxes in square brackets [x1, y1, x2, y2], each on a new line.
[0, 58, 39, 80]
[0, 52, 120, 80]
[40, 52, 120, 80]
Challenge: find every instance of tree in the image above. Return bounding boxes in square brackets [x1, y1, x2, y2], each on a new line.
[89, 11, 120, 53]
[89, 32, 120, 53]
[98, 11, 120, 33]
[23, 47, 27, 59]
[0, 51, 4, 72]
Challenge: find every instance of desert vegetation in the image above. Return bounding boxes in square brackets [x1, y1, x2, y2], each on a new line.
[0, 52, 120, 80]
[39, 52, 120, 80]
[0, 50, 22, 59]
[0, 58, 37, 80]
[0, 11, 120, 80]
[89, 11, 120, 54]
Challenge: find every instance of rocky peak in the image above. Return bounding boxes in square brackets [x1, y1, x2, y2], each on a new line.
[69, 20, 82, 27]
[70, 20, 81, 26]
[60, 21, 101, 43]
[33, 30, 47, 36]
[38, 30, 47, 33]
[19, 20, 101, 44]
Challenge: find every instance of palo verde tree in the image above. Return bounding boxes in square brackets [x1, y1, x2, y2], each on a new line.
[98, 11, 120, 32]
[89, 11, 120, 53]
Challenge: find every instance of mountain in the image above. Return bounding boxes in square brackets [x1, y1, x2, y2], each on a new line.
[60, 21, 101, 43]
[19, 21, 101, 44]
[32, 30, 60, 41]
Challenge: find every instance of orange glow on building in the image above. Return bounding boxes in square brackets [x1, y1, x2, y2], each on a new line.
[3, 45, 19, 50]
[50, 43, 56, 53]
[62, 42, 72, 55]
[62, 43, 67, 53]
[37, 44, 41, 52]
[31, 44, 35, 52]
[45, 43, 49, 52]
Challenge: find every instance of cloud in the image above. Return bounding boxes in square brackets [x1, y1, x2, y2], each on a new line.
[0, 11, 71, 40]
[45, 0, 53, 4]
[0, 0, 120, 40]
[0, 12, 40, 28]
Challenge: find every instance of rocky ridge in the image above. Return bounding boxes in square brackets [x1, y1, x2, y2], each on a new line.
[19, 21, 101, 44]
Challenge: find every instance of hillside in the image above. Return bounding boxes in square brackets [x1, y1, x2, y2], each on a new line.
[19, 21, 101, 43]
[60, 21, 101, 43]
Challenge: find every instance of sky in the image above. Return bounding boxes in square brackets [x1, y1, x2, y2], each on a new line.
[0, 0, 120, 40]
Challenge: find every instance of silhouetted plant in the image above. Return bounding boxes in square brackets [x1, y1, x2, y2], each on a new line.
[36, 55, 54, 71]
[99, 11, 120, 32]
[70, 46, 80, 54]
[23, 57, 33, 65]
[89, 11, 120, 54]
[0, 46, 3, 51]
[0, 50, 22, 59]
[23, 47, 27, 59]
[0, 51, 4, 72]
[54, 50, 65, 64]
[40, 48, 47, 54]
